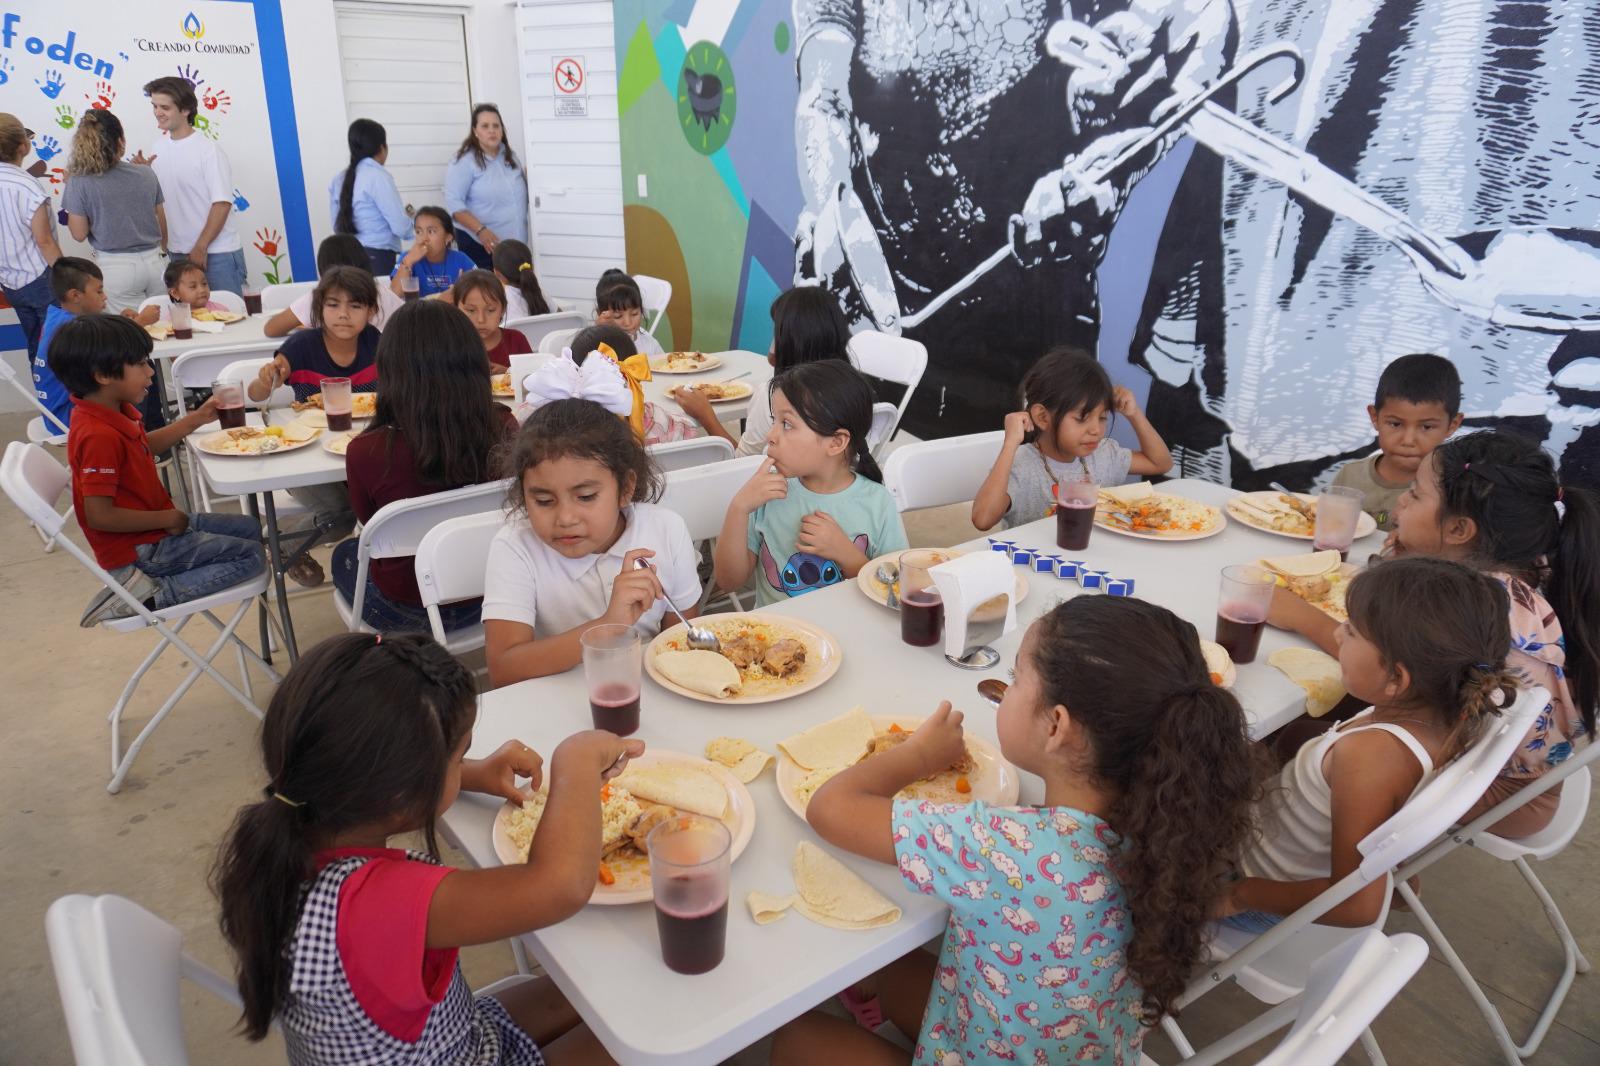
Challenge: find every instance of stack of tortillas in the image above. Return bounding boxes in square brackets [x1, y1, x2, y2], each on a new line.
[613, 762, 728, 818]
[655, 649, 743, 698]
[1098, 481, 1156, 505]
[1260, 549, 1342, 580]
[778, 707, 875, 771]
[1269, 648, 1348, 717]
[747, 841, 902, 930]
[704, 737, 773, 784]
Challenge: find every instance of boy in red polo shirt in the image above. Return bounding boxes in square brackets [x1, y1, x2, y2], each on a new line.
[49, 314, 265, 626]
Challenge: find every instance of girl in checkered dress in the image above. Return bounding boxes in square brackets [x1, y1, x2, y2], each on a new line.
[212, 632, 640, 1064]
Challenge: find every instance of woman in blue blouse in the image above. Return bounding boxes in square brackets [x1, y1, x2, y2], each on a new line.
[444, 104, 528, 269]
[328, 119, 411, 275]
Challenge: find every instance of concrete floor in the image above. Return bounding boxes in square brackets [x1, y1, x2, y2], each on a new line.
[1, 409, 1596, 1064]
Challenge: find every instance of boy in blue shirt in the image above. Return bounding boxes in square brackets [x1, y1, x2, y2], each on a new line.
[390, 205, 474, 297]
[36, 257, 165, 433]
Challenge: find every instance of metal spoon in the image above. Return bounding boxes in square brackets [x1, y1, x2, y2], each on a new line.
[977, 679, 1009, 706]
[635, 558, 721, 652]
[875, 561, 900, 608]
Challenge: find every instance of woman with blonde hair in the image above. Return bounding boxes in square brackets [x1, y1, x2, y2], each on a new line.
[62, 109, 168, 312]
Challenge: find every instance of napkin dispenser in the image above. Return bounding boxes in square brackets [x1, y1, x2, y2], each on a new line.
[930, 551, 1017, 667]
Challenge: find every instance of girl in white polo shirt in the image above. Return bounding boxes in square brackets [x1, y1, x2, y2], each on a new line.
[482, 398, 701, 687]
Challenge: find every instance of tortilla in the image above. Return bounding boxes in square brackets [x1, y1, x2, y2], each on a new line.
[279, 421, 318, 444]
[614, 762, 727, 819]
[777, 706, 875, 772]
[1260, 550, 1342, 578]
[1201, 640, 1235, 687]
[746, 842, 903, 930]
[1269, 647, 1349, 717]
[1098, 481, 1156, 505]
[705, 737, 773, 784]
[654, 649, 742, 698]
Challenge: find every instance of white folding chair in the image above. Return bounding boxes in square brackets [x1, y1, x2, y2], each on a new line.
[2, 442, 279, 793]
[537, 326, 581, 355]
[207, 290, 247, 315]
[333, 480, 510, 634]
[1165, 687, 1547, 1063]
[1393, 737, 1598, 1063]
[261, 280, 315, 312]
[660, 453, 766, 610]
[882, 431, 1004, 511]
[509, 351, 548, 405]
[0, 354, 70, 444]
[649, 435, 734, 472]
[865, 401, 898, 459]
[46, 894, 253, 1065]
[634, 274, 672, 336]
[848, 330, 927, 445]
[1142, 930, 1428, 1066]
[506, 310, 587, 354]
[414, 510, 507, 655]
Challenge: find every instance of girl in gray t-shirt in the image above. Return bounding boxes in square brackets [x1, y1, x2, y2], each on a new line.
[972, 349, 1175, 530]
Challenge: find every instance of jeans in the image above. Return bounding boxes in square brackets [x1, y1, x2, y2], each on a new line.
[1218, 910, 1285, 935]
[364, 247, 397, 276]
[1, 267, 52, 363]
[203, 248, 247, 298]
[454, 228, 493, 270]
[97, 247, 168, 313]
[110, 512, 264, 610]
[331, 538, 482, 633]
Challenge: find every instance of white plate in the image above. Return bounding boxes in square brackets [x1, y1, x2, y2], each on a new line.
[650, 352, 723, 374]
[855, 550, 1028, 622]
[491, 751, 756, 905]
[646, 615, 842, 704]
[1227, 491, 1379, 541]
[323, 432, 354, 456]
[684, 381, 753, 403]
[193, 428, 321, 456]
[775, 715, 1020, 824]
[1094, 492, 1227, 541]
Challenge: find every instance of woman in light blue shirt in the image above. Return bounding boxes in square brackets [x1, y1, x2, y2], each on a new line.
[328, 119, 411, 275]
[444, 104, 528, 269]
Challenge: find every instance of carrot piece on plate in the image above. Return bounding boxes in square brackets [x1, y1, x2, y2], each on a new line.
[598, 862, 615, 886]
[955, 777, 971, 794]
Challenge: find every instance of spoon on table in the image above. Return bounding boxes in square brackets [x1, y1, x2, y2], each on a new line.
[977, 679, 1008, 706]
[875, 560, 900, 608]
[634, 558, 721, 652]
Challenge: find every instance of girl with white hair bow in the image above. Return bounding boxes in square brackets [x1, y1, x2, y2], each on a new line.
[514, 329, 707, 445]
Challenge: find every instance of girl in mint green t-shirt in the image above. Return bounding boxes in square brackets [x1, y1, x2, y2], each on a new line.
[713, 361, 907, 604]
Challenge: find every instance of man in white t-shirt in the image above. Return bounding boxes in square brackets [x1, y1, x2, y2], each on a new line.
[137, 76, 246, 296]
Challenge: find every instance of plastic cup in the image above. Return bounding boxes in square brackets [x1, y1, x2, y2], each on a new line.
[898, 548, 946, 648]
[1313, 485, 1365, 557]
[169, 301, 192, 340]
[242, 286, 262, 316]
[321, 377, 354, 433]
[211, 379, 246, 429]
[648, 814, 731, 975]
[1054, 479, 1098, 550]
[1216, 564, 1277, 664]
[401, 275, 421, 301]
[581, 623, 641, 736]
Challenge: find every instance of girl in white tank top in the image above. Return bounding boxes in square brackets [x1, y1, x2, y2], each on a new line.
[1219, 558, 1520, 931]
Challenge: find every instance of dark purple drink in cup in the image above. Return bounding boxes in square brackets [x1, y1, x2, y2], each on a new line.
[589, 683, 640, 737]
[654, 877, 729, 975]
[900, 589, 943, 647]
[1055, 500, 1095, 551]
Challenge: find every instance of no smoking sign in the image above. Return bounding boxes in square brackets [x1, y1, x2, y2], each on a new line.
[552, 55, 588, 117]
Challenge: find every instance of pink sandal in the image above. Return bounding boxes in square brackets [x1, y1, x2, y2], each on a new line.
[838, 987, 884, 1030]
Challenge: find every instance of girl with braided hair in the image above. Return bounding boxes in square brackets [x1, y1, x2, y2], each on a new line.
[1269, 429, 1596, 836]
[213, 632, 636, 1063]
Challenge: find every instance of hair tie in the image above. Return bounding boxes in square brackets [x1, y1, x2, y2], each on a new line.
[374, 633, 383, 645]
[518, 261, 531, 272]
[263, 785, 304, 809]
[1554, 499, 1567, 524]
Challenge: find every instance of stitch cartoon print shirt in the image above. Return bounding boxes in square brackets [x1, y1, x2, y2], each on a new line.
[892, 799, 1144, 1065]
[745, 474, 907, 606]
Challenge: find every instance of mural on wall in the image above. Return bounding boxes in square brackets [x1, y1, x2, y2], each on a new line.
[0, 2, 295, 288]
[616, 0, 1598, 487]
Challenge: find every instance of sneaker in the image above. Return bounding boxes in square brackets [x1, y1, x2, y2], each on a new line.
[286, 554, 325, 588]
[80, 570, 161, 628]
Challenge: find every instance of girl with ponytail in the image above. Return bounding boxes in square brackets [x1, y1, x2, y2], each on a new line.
[714, 360, 907, 605]
[1269, 429, 1593, 836]
[772, 596, 1261, 1064]
[1224, 558, 1519, 932]
[328, 119, 411, 276]
[491, 239, 551, 318]
[212, 632, 636, 1062]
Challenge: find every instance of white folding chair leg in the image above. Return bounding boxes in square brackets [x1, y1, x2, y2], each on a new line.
[1161, 1015, 1197, 1058]
[1358, 1027, 1388, 1066]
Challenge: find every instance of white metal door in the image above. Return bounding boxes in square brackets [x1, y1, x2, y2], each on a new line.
[335, 2, 474, 216]
[516, 0, 626, 313]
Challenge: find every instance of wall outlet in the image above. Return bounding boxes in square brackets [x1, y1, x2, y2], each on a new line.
[637, 174, 648, 198]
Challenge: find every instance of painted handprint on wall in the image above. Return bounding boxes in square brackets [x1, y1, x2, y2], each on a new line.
[32, 136, 60, 163]
[85, 81, 115, 111]
[0, 57, 14, 85]
[232, 189, 250, 212]
[37, 70, 64, 99]
[53, 105, 75, 131]
[202, 88, 232, 114]
[254, 228, 288, 285]
[175, 63, 204, 87]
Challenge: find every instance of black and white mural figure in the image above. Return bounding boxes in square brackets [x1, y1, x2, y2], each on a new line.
[793, 0, 1600, 485]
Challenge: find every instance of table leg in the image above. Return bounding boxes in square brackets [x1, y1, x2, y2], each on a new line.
[247, 494, 272, 666]
[261, 493, 300, 663]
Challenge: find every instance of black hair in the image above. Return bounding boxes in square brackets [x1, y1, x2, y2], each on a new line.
[450, 269, 507, 316]
[414, 205, 455, 240]
[317, 235, 371, 277]
[143, 76, 198, 125]
[567, 323, 637, 364]
[595, 268, 643, 314]
[335, 119, 387, 238]
[47, 313, 153, 398]
[50, 256, 103, 303]
[1431, 430, 1600, 734]
[770, 286, 851, 372]
[211, 633, 477, 1040]
[164, 258, 206, 292]
[309, 266, 379, 329]
[1374, 353, 1462, 418]
[1029, 596, 1261, 1023]
[454, 103, 525, 177]
[368, 301, 507, 488]
[1018, 346, 1116, 446]
[491, 240, 550, 316]
[500, 398, 661, 514]
[771, 359, 883, 482]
